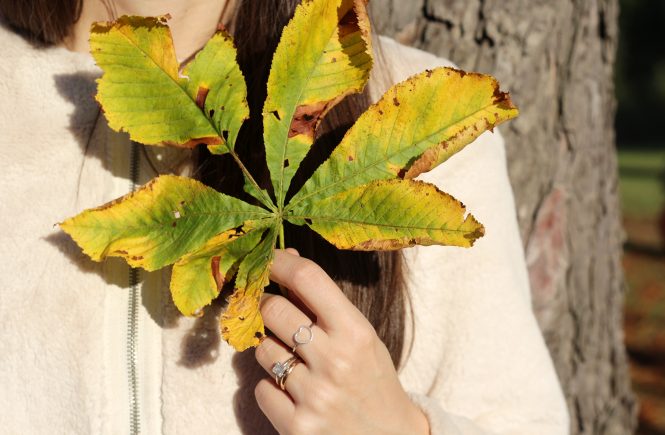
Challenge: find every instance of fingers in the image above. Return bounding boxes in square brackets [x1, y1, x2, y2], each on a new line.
[255, 336, 309, 403]
[255, 378, 295, 434]
[270, 250, 362, 331]
[260, 293, 328, 366]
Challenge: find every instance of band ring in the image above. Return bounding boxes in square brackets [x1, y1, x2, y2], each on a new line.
[292, 324, 314, 353]
[271, 356, 301, 391]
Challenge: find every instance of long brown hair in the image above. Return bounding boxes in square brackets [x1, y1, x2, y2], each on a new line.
[0, 0, 408, 367]
[0, 0, 83, 45]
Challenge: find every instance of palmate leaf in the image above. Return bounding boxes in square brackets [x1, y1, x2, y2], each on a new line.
[60, 0, 519, 352]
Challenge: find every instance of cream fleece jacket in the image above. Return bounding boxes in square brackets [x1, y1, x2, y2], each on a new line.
[0, 21, 569, 435]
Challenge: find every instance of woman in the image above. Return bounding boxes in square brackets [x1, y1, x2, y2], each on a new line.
[0, 0, 569, 433]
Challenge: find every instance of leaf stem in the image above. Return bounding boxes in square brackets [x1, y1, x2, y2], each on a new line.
[228, 151, 276, 211]
[279, 220, 285, 250]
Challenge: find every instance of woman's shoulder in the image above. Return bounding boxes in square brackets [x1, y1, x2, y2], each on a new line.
[378, 35, 457, 70]
[0, 20, 99, 136]
[0, 19, 98, 89]
[369, 35, 457, 100]
[371, 38, 529, 303]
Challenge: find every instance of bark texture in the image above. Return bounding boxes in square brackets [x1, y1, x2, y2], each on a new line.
[371, 1, 638, 433]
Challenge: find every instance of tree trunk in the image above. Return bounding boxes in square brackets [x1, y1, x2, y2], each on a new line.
[371, 1, 638, 433]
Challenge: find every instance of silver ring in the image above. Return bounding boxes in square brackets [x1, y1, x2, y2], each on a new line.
[271, 356, 300, 390]
[292, 324, 314, 353]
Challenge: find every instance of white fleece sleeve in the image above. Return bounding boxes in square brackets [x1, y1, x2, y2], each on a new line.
[372, 37, 570, 434]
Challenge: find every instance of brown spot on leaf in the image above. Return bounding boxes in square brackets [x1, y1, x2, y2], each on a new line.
[288, 101, 330, 139]
[404, 142, 447, 179]
[464, 227, 485, 240]
[348, 155, 354, 161]
[491, 84, 518, 111]
[195, 87, 209, 110]
[393, 97, 400, 107]
[211, 256, 225, 291]
[161, 135, 223, 149]
[338, 8, 360, 39]
[354, 237, 428, 251]
[426, 69, 433, 78]
[172, 222, 177, 227]
[116, 250, 128, 255]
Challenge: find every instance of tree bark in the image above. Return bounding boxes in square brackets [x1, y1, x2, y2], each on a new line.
[371, 1, 638, 433]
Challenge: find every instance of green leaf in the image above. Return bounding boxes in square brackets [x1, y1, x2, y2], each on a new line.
[59, 175, 270, 271]
[220, 227, 278, 351]
[91, 15, 274, 210]
[263, 0, 373, 207]
[288, 67, 519, 209]
[91, 16, 248, 154]
[183, 29, 249, 154]
[91, 16, 219, 148]
[170, 224, 266, 317]
[289, 179, 484, 250]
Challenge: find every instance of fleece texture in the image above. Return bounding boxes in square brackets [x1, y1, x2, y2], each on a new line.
[0, 21, 569, 435]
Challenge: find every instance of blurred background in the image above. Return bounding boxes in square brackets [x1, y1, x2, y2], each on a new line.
[616, 0, 665, 433]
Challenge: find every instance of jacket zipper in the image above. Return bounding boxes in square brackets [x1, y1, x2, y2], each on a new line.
[128, 141, 141, 435]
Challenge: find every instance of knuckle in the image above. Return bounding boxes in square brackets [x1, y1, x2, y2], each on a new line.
[254, 338, 274, 363]
[260, 295, 289, 322]
[291, 260, 323, 288]
[326, 354, 355, 384]
[347, 322, 378, 349]
[308, 381, 339, 412]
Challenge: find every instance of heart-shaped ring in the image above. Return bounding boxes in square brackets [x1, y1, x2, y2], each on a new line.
[292, 324, 314, 352]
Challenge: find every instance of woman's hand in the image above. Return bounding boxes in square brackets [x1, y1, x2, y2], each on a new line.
[254, 249, 430, 435]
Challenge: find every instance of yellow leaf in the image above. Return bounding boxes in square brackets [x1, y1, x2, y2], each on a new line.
[289, 67, 519, 208]
[263, 0, 373, 207]
[170, 225, 266, 317]
[220, 228, 277, 351]
[291, 179, 484, 250]
[59, 175, 270, 271]
[183, 29, 249, 154]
